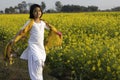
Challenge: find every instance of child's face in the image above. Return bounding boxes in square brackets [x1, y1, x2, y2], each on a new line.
[33, 7, 42, 19]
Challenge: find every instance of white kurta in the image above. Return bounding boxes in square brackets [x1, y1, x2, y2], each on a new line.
[20, 20, 49, 80]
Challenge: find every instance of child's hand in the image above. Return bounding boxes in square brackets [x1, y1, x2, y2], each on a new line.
[56, 31, 62, 38]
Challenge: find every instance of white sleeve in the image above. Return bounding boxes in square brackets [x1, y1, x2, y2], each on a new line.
[43, 21, 50, 30]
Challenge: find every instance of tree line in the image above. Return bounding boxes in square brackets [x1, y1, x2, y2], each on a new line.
[1, 1, 46, 14]
[0, 1, 120, 14]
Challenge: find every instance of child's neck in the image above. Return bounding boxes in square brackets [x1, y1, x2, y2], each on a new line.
[34, 18, 41, 23]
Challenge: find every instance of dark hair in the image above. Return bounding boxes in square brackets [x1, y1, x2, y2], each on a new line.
[29, 4, 43, 19]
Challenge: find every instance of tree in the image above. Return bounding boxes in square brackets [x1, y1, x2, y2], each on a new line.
[87, 6, 98, 12]
[18, 1, 28, 13]
[46, 9, 56, 13]
[0, 10, 3, 13]
[4, 1, 30, 13]
[9, 6, 15, 13]
[79, 6, 88, 12]
[55, 1, 62, 12]
[61, 5, 72, 12]
[41, 2, 46, 11]
[18, 3, 22, 13]
[61, 5, 83, 12]
[111, 7, 120, 11]
[22, 1, 27, 13]
[5, 8, 10, 13]
[14, 6, 20, 13]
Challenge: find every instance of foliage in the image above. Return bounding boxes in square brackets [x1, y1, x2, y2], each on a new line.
[55, 1, 63, 12]
[0, 12, 120, 80]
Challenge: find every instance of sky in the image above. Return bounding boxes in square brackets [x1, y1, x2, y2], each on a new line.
[0, 0, 120, 11]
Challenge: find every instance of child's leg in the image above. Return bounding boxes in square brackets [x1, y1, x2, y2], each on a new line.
[28, 55, 44, 80]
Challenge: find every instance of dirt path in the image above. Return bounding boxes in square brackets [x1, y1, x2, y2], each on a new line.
[0, 53, 58, 80]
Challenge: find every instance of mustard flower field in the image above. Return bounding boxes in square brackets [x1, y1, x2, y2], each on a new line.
[0, 12, 120, 80]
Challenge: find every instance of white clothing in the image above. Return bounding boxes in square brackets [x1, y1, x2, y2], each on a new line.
[20, 20, 49, 61]
[20, 20, 49, 80]
[28, 54, 44, 80]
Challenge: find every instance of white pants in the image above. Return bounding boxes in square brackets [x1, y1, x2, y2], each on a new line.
[28, 55, 44, 80]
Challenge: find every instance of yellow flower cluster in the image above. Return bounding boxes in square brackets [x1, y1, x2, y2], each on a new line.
[0, 12, 120, 79]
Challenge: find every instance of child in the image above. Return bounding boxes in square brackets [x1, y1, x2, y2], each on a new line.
[4, 4, 62, 80]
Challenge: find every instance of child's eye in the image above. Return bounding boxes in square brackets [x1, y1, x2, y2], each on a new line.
[35, 10, 41, 12]
[38, 10, 41, 12]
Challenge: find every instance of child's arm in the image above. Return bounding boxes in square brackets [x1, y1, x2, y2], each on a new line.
[4, 20, 34, 63]
[42, 19, 62, 50]
[42, 19, 62, 38]
[12, 20, 33, 44]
